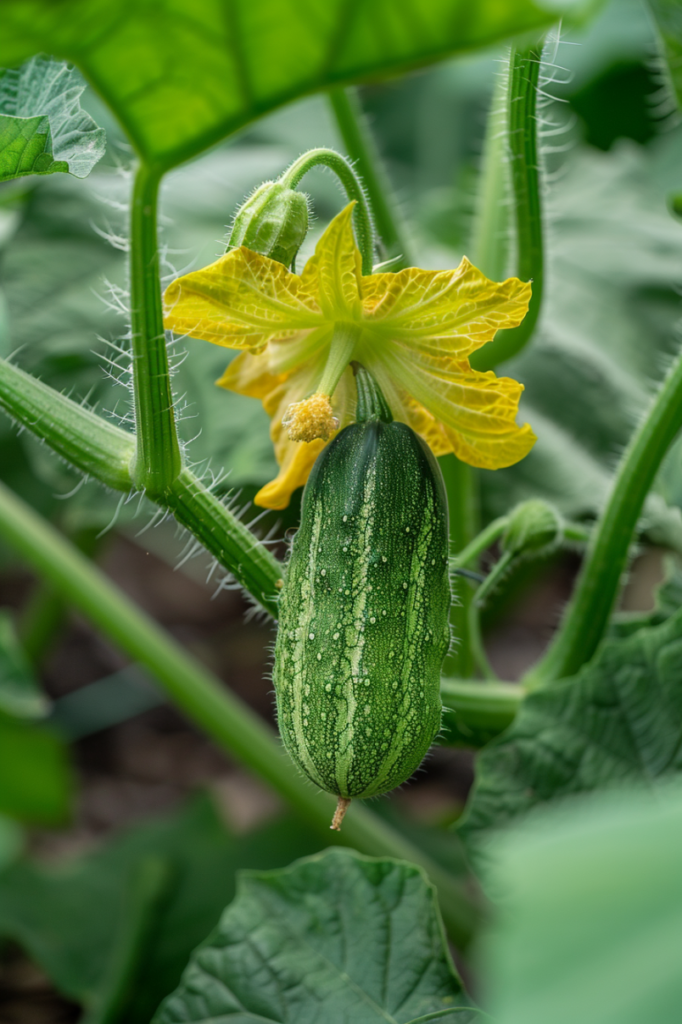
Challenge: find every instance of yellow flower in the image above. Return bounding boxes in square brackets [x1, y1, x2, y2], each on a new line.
[164, 202, 536, 509]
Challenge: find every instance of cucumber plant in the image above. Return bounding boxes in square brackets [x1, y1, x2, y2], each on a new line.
[1, 1, 682, 1021]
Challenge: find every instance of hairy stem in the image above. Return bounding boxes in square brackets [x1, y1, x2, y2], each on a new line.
[0, 358, 134, 490]
[280, 147, 376, 274]
[166, 469, 282, 618]
[472, 41, 544, 371]
[129, 162, 182, 495]
[470, 65, 511, 281]
[440, 455, 479, 678]
[0, 480, 477, 946]
[327, 87, 412, 268]
[0, 356, 283, 617]
[525, 349, 682, 689]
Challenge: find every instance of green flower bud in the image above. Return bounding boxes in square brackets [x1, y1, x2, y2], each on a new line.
[502, 499, 563, 558]
[227, 181, 309, 268]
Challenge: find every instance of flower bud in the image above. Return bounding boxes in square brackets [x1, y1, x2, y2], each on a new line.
[502, 499, 563, 558]
[227, 181, 308, 268]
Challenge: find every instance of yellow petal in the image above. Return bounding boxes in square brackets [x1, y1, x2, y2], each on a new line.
[300, 203, 363, 321]
[164, 247, 323, 349]
[361, 258, 531, 359]
[368, 350, 536, 470]
[255, 439, 328, 510]
[220, 353, 356, 509]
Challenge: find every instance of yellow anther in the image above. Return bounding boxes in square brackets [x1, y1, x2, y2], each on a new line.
[283, 394, 339, 442]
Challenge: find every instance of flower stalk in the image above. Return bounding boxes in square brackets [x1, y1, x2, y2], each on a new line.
[327, 87, 412, 269]
[472, 40, 545, 371]
[279, 147, 376, 274]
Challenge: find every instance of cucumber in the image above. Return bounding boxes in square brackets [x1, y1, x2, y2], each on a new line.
[274, 367, 450, 826]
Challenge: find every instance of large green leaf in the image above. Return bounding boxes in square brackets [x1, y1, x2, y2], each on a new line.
[0, 608, 47, 718]
[480, 783, 682, 1024]
[0, 56, 105, 182]
[154, 848, 466, 1024]
[0, 794, 323, 1023]
[458, 608, 682, 853]
[0, 0, 591, 170]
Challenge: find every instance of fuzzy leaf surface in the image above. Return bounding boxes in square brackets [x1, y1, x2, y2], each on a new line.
[0, 56, 105, 182]
[154, 848, 465, 1024]
[459, 608, 682, 853]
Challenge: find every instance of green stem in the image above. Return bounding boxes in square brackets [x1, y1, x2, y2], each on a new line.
[470, 65, 511, 281]
[0, 356, 283, 618]
[280, 147, 376, 274]
[0, 480, 477, 946]
[471, 41, 544, 371]
[129, 162, 182, 496]
[166, 469, 283, 618]
[440, 456, 480, 677]
[327, 87, 412, 269]
[468, 600, 498, 681]
[440, 678, 522, 741]
[524, 349, 682, 689]
[451, 517, 508, 569]
[0, 358, 134, 491]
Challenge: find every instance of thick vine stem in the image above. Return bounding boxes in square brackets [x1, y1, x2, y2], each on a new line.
[471, 40, 545, 371]
[0, 479, 478, 947]
[524, 348, 682, 690]
[0, 355, 282, 617]
[440, 455, 480, 678]
[0, 357, 134, 491]
[166, 469, 282, 619]
[440, 678, 522, 747]
[470, 66, 511, 282]
[280, 147, 376, 274]
[327, 87, 412, 270]
[129, 162, 182, 496]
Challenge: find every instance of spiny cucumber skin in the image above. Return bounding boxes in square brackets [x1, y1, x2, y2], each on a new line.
[274, 421, 450, 800]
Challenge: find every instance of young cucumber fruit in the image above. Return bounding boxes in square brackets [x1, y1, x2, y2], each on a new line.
[274, 367, 450, 821]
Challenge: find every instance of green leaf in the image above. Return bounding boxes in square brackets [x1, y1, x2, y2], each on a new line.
[480, 783, 682, 1024]
[0, 56, 105, 182]
[0, 794, 323, 1023]
[0, 714, 72, 823]
[1, 0, 591, 171]
[154, 848, 466, 1024]
[0, 608, 48, 718]
[459, 607, 682, 854]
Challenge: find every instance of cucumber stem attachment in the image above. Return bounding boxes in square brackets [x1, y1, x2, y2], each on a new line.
[331, 796, 351, 831]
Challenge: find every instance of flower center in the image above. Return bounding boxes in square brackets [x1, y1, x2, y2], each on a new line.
[283, 322, 360, 443]
[283, 394, 338, 442]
